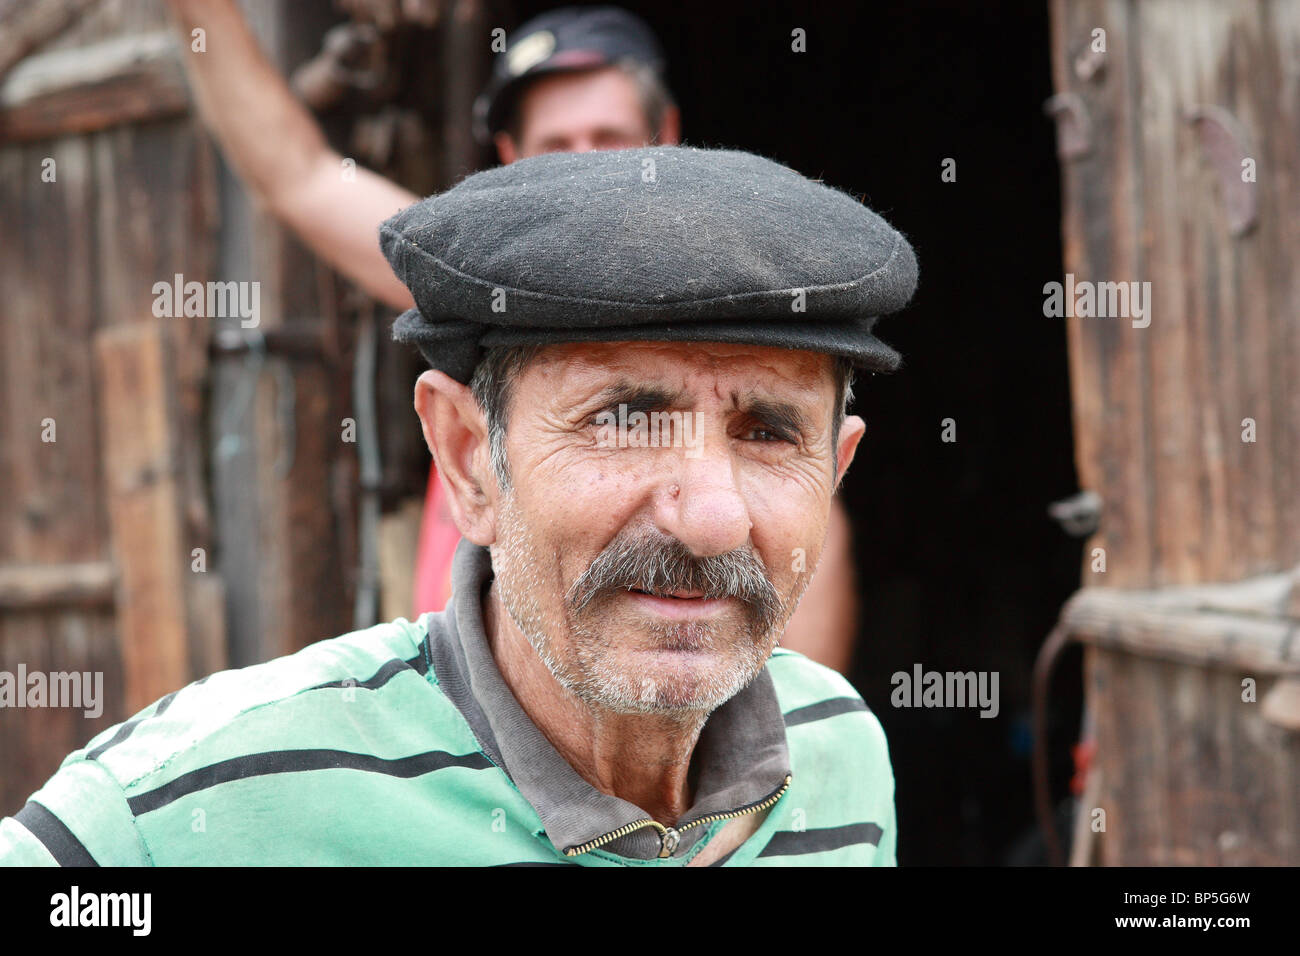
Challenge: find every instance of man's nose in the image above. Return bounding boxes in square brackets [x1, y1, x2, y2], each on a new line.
[654, 449, 752, 558]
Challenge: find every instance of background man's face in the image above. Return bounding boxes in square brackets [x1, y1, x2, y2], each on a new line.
[495, 65, 658, 161]
[487, 341, 862, 716]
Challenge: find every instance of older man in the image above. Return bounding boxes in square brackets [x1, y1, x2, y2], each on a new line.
[162, 1, 860, 671]
[0, 146, 913, 866]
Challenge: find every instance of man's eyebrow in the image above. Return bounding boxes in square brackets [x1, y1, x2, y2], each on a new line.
[587, 382, 687, 415]
[581, 382, 815, 435]
[739, 397, 814, 438]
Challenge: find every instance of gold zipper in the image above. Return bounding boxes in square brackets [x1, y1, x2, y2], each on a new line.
[563, 773, 792, 859]
[563, 819, 669, 858]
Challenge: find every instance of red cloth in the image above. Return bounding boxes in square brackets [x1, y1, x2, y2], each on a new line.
[412, 466, 460, 614]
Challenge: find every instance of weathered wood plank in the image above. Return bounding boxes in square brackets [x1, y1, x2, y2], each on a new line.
[208, 0, 354, 665]
[0, 0, 100, 79]
[0, 608, 124, 816]
[0, 0, 222, 810]
[1051, 0, 1300, 866]
[0, 562, 115, 609]
[1089, 647, 1300, 864]
[1051, 0, 1156, 589]
[439, 0, 490, 183]
[0, 135, 105, 565]
[0, 32, 190, 143]
[94, 321, 191, 712]
[1063, 589, 1300, 673]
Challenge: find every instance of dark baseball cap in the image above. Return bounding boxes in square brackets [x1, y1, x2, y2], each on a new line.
[473, 6, 668, 143]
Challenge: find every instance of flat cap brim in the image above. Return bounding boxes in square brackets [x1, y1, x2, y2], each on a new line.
[392, 311, 903, 384]
[382, 146, 918, 384]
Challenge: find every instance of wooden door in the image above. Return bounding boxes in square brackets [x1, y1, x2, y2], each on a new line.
[1049, 0, 1300, 865]
[0, 0, 356, 814]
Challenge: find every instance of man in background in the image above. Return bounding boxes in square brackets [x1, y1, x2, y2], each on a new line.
[162, 1, 859, 672]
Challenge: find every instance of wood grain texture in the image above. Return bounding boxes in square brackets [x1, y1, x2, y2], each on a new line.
[1051, 0, 1300, 865]
[0, 562, 115, 609]
[95, 321, 191, 711]
[0, 0, 100, 79]
[0, 32, 190, 143]
[0, 0, 226, 812]
[0, 608, 122, 816]
[207, 0, 352, 668]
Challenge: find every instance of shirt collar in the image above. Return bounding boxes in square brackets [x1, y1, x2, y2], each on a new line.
[429, 537, 792, 861]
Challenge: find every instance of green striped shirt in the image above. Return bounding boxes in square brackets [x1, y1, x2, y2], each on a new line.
[1, 545, 897, 867]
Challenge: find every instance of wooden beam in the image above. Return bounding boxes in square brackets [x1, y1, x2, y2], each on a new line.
[439, 0, 490, 183]
[0, 561, 115, 609]
[1061, 566, 1300, 674]
[94, 320, 191, 711]
[208, 0, 352, 667]
[1063, 588, 1300, 674]
[0, 0, 101, 80]
[0, 31, 189, 143]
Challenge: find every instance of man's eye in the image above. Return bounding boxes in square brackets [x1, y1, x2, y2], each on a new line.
[743, 427, 793, 443]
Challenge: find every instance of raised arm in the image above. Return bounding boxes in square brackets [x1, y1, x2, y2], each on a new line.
[163, 0, 417, 310]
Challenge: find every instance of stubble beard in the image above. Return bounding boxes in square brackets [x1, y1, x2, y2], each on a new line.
[490, 493, 791, 718]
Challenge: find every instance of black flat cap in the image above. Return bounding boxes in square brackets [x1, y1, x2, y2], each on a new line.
[382, 146, 918, 384]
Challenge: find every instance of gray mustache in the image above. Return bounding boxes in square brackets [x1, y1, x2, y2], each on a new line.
[566, 531, 783, 629]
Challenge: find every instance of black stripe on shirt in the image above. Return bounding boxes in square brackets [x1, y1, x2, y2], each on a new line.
[14, 802, 98, 867]
[92, 653, 430, 764]
[127, 748, 495, 815]
[758, 822, 883, 857]
[407, 649, 431, 676]
[494, 861, 582, 867]
[782, 696, 869, 728]
[307, 652, 428, 693]
[86, 690, 180, 761]
[707, 847, 740, 867]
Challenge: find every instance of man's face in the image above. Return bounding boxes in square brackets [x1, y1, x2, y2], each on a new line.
[497, 65, 658, 160]
[486, 341, 864, 717]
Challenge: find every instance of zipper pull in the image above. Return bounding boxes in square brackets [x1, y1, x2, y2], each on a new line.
[659, 826, 681, 858]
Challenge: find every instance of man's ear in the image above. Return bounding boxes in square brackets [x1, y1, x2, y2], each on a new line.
[833, 415, 866, 492]
[414, 369, 499, 546]
[655, 105, 682, 146]
[494, 132, 520, 165]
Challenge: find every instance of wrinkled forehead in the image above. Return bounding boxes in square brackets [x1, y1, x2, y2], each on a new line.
[519, 340, 836, 405]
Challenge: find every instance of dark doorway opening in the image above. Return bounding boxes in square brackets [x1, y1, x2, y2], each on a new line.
[502, 0, 1084, 864]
